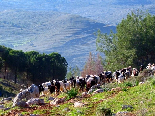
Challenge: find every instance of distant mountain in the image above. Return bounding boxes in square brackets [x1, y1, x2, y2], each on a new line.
[0, 10, 116, 69]
[0, 0, 155, 25]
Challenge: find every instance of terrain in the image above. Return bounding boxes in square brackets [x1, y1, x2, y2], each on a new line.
[0, 70, 155, 115]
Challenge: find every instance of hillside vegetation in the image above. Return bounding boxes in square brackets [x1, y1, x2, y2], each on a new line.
[0, 72, 155, 115]
[0, 78, 21, 98]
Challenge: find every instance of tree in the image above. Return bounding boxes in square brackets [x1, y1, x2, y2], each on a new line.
[81, 52, 104, 77]
[66, 65, 80, 79]
[25, 51, 40, 83]
[7, 50, 27, 83]
[0, 57, 3, 71]
[49, 52, 68, 80]
[96, 10, 155, 71]
[0, 45, 12, 79]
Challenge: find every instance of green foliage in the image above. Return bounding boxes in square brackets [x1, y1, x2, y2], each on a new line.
[96, 10, 155, 71]
[136, 80, 140, 86]
[0, 57, 3, 71]
[0, 45, 68, 84]
[66, 65, 80, 79]
[124, 82, 133, 87]
[66, 88, 78, 100]
[151, 79, 155, 86]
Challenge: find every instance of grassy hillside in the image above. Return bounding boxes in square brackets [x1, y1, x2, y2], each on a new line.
[0, 78, 21, 98]
[1, 75, 155, 115]
[0, 10, 116, 69]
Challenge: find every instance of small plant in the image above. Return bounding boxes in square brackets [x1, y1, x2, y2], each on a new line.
[151, 79, 155, 86]
[96, 107, 112, 116]
[122, 87, 128, 91]
[124, 82, 133, 87]
[136, 80, 139, 86]
[66, 88, 78, 100]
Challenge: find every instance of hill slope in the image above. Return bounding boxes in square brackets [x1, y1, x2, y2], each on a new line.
[1, 75, 155, 115]
[0, 10, 116, 68]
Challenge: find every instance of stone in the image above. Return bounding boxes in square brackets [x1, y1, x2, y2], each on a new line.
[48, 97, 55, 101]
[74, 101, 84, 107]
[122, 105, 133, 110]
[13, 101, 29, 108]
[0, 105, 4, 110]
[50, 97, 65, 105]
[93, 89, 104, 93]
[26, 98, 44, 106]
[81, 92, 88, 97]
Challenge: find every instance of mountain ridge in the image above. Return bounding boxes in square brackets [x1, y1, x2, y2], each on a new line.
[0, 10, 116, 69]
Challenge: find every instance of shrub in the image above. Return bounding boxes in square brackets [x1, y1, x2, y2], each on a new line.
[124, 82, 133, 87]
[66, 88, 78, 100]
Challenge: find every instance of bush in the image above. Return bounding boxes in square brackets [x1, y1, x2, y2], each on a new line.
[124, 82, 133, 87]
[66, 88, 78, 100]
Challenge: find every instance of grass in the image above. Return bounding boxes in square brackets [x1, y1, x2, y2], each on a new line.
[97, 79, 155, 115]
[1, 76, 155, 115]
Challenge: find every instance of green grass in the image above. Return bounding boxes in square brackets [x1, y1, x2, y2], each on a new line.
[1, 76, 155, 115]
[97, 79, 155, 115]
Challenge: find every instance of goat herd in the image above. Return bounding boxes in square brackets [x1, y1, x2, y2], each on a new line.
[13, 63, 154, 107]
[37, 66, 137, 97]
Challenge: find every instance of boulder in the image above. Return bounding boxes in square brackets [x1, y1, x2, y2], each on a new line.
[26, 98, 44, 106]
[13, 101, 29, 108]
[50, 97, 65, 105]
[74, 101, 84, 107]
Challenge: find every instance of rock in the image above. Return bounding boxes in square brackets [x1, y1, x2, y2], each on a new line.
[48, 97, 55, 101]
[13, 101, 29, 108]
[139, 82, 144, 85]
[0, 105, 4, 110]
[15, 113, 24, 116]
[74, 101, 84, 107]
[77, 110, 82, 114]
[115, 111, 136, 116]
[4, 107, 10, 111]
[122, 105, 133, 110]
[93, 89, 104, 93]
[30, 114, 39, 116]
[26, 98, 44, 106]
[50, 97, 65, 105]
[63, 107, 70, 111]
[1, 97, 12, 102]
[81, 92, 88, 97]
[111, 87, 121, 92]
[0, 101, 4, 105]
[88, 84, 101, 94]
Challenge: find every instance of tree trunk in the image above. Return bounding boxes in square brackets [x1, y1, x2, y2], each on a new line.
[14, 68, 17, 84]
